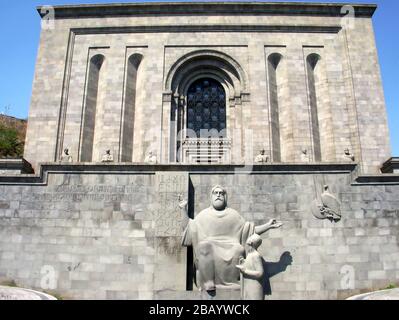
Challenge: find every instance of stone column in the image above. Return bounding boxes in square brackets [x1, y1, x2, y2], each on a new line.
[24, 25, 71, 170]
[161, 92, 173, 163]
[248, 41, 270, 161]
[96, 44, 126, 162]
[344, 19, 391, 173]
[323, 33, 353, 162]
[134, 44, 164, 163]
[287, 44, 313, 162]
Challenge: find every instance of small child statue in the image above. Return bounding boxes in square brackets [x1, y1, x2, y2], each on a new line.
[236, 233, 265, 300]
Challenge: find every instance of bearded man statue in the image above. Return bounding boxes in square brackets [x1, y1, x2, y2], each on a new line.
[179, 185, 282, 298]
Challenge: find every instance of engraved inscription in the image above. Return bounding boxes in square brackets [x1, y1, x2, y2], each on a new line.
[154, 172, 188, 237]
[24, 185, 147, 202]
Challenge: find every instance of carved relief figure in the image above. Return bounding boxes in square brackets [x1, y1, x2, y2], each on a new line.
[311, 185, 341, 222]
[179, 185, 282, 299]
[236, 233, 265, 300]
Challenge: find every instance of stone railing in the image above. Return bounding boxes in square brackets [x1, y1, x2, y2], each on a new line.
[0, 158, 34, 175]
[381, 157, 399, 174]
[181, 138, 231, 164]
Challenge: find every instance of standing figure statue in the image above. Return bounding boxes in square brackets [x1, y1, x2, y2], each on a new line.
[236, 233, 265, 300]
[179, 185, 282, 299]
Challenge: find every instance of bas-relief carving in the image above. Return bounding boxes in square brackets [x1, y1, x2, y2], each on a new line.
[311, 185, 341, 222]
[179, 185, 282, 299]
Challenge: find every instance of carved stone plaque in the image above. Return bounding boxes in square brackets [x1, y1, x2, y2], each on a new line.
[154, 172, 188, 237]
[154, 172, 189, 291]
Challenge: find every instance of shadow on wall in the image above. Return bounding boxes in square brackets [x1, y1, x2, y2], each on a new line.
[263, 251, 293, 296]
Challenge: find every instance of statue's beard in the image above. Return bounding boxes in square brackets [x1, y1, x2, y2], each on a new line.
[212, 198, 226, 210]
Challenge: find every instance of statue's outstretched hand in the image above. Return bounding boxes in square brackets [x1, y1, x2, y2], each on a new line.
[268, 219, 283, 229]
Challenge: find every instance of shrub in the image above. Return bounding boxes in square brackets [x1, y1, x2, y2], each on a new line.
[0, 123, 24, 158]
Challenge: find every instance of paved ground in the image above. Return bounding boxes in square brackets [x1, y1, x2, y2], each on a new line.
[0, 286, 57, 300]
[347, 289, 399, 300]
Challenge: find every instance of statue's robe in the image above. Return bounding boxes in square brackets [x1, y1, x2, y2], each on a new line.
[182, 207, 255, 289]
[240, 251, 264, 300]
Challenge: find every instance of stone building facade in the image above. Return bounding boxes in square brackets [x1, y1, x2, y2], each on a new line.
[24, 1, 390, 173]
[1, 2, 398, 300]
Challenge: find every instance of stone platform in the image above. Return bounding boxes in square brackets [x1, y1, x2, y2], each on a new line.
[155, 287, 242, 300]
[0, 286, 57, 300]
[347, 289, 399, 300]
[0, 163, 398, 300]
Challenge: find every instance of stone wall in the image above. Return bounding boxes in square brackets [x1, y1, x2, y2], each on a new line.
[0, 172, 155, 299]
[0, 164, 398, 300]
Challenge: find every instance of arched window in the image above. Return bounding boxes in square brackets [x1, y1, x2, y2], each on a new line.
[306, 53, 322, 162]
[81, 54, 105, 162]
[186, 78, 226, 138]
[267, 53, 283, 162]
[121, 54, 143, 162]
[165, 50, 246, 164]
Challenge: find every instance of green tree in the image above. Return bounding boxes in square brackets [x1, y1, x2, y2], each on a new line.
[0, 123, 23, 158]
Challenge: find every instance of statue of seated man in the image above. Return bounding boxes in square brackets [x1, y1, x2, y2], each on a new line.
[179, 185, 282, 299]
[255, 149, 268, 163]
[101, 149, 114, 163]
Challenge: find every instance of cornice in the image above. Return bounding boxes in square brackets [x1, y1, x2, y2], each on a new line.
[36, 2, 377, 19]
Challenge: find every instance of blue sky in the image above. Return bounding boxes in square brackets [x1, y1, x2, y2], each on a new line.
[0, 0, 397, 155]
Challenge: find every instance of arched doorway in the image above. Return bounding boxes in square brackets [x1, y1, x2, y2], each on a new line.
[163, 50, 250, 164]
